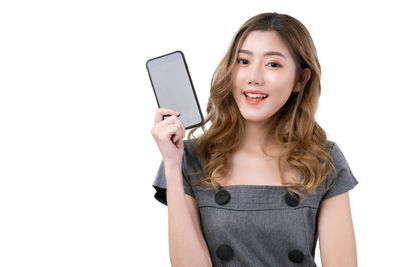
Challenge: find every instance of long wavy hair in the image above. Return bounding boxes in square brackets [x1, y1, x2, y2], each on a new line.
[187, 12, 335, 201]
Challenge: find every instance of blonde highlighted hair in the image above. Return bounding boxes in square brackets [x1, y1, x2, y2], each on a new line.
[187, 12, 335, 200]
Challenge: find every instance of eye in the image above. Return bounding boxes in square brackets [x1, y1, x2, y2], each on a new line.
[267, 62, 281, 68]
[237, 59, 249, 64]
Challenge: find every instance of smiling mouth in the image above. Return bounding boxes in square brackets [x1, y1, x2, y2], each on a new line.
[242, 92, 268, 104]
[243, 92, 268, 99]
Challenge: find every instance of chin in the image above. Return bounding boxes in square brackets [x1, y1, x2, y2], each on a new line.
[241, 113, 271, 123]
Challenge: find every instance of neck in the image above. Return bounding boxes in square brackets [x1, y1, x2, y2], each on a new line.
[237, 120, 275, 154]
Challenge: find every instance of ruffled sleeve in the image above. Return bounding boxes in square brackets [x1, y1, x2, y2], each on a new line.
[322, 141, 359, 200]
[152, 139, 201, 205]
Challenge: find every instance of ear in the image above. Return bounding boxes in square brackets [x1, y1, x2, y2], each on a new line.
[293, 68, 311, 92]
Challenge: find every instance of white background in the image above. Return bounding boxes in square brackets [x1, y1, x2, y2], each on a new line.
[1, 0, 399, 266]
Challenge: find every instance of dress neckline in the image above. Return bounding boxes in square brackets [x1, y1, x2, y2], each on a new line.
[219, 184, 288, 189]
[218, 172, 304, 189]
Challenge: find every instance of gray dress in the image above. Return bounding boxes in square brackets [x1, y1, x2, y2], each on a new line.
[152, 138, 358, 266]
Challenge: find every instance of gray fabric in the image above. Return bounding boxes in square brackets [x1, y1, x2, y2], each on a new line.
[321, 142, 358, 200]
[152, 139, 358, 266]
[153, 160, 194, 205]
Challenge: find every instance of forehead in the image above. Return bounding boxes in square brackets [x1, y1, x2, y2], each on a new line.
[240, 30, 291, 57]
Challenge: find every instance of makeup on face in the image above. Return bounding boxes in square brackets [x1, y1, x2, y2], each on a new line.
[243, 90, 268, 104]
[231, 31, 299, 124]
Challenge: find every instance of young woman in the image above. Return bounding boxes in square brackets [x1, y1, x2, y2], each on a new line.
[151, 12, 358, 266]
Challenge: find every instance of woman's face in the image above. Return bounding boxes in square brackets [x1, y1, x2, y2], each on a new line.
[231, 30, 299, 124]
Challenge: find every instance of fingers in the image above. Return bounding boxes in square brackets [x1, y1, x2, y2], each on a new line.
[172, 133, 179, 143]
[157, 114, 182, 129]
[165, 117, 185, 139]
[151, 109, 185, 143]
[153, 108, 180, 124]
[162, 123, 185, 143]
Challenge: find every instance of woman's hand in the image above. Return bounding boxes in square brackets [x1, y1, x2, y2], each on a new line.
[151, 108, 185, 167]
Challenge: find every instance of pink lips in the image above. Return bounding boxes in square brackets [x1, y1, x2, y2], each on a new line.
[244, 96, 267, 104]
[243, 90, 268, 104]
[244, 90, 267, 95]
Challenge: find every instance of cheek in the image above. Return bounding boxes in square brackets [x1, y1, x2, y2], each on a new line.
[268, 70, 292, 85]
[267, 71, 296, 95]
[232, 70, 245, 87]
[231, 70, 244, 94]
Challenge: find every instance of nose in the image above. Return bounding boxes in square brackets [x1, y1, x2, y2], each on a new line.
[248, 62, 264, 85]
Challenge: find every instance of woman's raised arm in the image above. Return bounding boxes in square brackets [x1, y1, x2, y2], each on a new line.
[151, 108, 212, 267]
[164, 164, 212, 267]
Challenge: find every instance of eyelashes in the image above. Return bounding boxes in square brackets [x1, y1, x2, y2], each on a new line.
[236, 58, 282, 68]
[267, 62, 281, 68]
[237, 59, 249, 64]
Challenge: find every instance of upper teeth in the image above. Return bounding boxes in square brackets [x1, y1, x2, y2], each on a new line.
[245, 93, 267, 98]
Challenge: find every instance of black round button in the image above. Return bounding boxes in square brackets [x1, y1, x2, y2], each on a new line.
[215, 189, 230, 205]
[285, 192, 299, 207]
[216, 244, 234, 261]
[288, 249, 304, 263]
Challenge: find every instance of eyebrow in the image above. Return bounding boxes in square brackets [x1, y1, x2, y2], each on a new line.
[238, 49, 287, 59]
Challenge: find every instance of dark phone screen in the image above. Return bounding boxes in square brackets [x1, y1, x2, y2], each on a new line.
[146, 51, 203, 129]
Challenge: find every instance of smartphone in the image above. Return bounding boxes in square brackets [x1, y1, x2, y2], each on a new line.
[146, 51, 204, 129]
